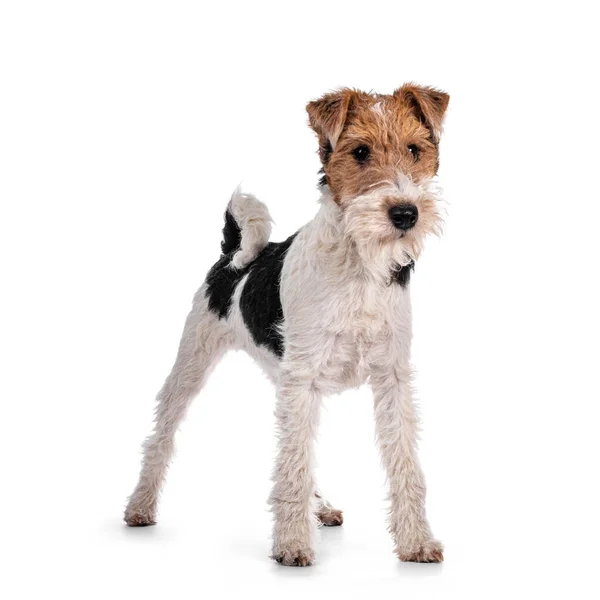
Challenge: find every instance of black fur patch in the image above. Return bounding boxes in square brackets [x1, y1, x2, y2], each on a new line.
[205, 253, 246, 319]
[221, 209, 241, 254]
[205, 226, 298, 357]
[239, 233, 298, 357]
[318, 167, 327, 187]
[390, 261, 414, 288]
[322, 140, 333, 164]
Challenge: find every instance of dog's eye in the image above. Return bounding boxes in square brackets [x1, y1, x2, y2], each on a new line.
[407, 144, 420, 161]
[352, 145, 370, 163]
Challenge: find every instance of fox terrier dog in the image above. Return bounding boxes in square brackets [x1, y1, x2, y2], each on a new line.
[124, 83, 450, 566]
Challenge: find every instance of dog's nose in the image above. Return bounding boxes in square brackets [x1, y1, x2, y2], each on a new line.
[389, 204, 418, 230]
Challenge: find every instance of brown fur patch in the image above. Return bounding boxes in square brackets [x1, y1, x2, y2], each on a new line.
[307, 90, 355, 165]
[306, 84, 449, 205]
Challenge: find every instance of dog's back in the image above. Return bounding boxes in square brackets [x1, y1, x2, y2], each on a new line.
[206, 193, 298, 357]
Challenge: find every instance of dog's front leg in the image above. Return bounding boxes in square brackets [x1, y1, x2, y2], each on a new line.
[269, 363, 322, 566]
[369, 337, 444, 563]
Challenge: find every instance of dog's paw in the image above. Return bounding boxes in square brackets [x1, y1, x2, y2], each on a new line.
[317, 508, 344, 527]
[272, 547, 315, 567]
[124, 506, 156, 527]
[397, 539, 444, 563]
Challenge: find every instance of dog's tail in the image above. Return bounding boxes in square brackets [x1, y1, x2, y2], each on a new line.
[221, 186, 273, 269]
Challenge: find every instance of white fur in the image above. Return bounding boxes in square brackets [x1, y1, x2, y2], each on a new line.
[372, 100, 384, 116]
[228, 186, 273, 269]
[125, 182, 443, 565]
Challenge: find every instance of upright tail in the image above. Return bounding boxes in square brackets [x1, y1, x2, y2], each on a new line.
[221, 187, 273, 269]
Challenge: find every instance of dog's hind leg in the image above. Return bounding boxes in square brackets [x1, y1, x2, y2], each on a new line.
[124, 289, 231, 526]
[314, 491, 343, 527]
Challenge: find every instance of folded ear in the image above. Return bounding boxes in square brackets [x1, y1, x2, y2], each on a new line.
[395, 84, 449, 143]
[306, 89, 355, 161]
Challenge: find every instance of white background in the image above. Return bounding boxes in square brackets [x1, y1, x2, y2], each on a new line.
[1, 1, 599, 598]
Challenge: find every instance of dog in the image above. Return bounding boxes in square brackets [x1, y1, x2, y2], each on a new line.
[124, 83, 449, 566]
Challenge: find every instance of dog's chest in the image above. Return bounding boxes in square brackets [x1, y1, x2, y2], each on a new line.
[319, 280, 406, 392]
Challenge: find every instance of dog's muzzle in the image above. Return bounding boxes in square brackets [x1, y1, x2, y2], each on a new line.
[389, 204, 418, 230]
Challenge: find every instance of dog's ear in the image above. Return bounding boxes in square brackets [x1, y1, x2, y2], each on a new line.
[395, 84, 449, 143]
[306, 89, 355, 160]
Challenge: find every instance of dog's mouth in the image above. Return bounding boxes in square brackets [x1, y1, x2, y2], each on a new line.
[393, 228, 412, 240]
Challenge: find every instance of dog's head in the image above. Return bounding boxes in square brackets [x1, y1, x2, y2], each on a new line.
[307, 84, 449, 266]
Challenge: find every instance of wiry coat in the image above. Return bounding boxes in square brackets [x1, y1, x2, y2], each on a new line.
[125, 83, 449, 567]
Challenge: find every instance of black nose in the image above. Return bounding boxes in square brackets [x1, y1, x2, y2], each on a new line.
[389, 204, 418, 230]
